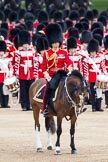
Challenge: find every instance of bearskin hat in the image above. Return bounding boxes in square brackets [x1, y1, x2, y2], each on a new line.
[9, 11, 18, 22]
[0, 28, 8, 40]
[36, 23, 46, 33]
[98, 16, 107, 27]
[62, 9, 70, 20]
[9, 28, 20, 42]
[92, 9, 99, 18]
[0, 10, 5, 21]
[45, 23, 63, 47]
[67, 36, 77, 50]
[80, 30, 92, 44]
[53, 11, 63, 22]
[91, 22, 103, 31]
[65, 20, 73, 30]
[18, 30, 30, 46]
[25, 20, 34, 31]
[79, 7, 86, 18]
[38, 10, 49, 23]
[18, 9, 26, 20]
[32, 33, 46, 46]
[93, 34, 102, 46]
[85, 10, 94, 21]
[57, 21, 66, 33]
[35, 37, 49, 53]
[0, 40, 7, 52]
[92, 28, 104, 38]
[69, 10, 79, 21]
[104, 35, 108, 49]
[68, 27, 79, 40]
[81, 21, 89, 30]
[24, 12, 34, 23]
[87, 39, 99, 53]
[1, 22, 9, 31]
[75, 22, 84, 34]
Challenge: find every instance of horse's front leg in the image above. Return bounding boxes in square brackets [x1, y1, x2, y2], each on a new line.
[55, 117, 62, 155]
[70, 117, 78, 154]
[36, 124, 43, 152]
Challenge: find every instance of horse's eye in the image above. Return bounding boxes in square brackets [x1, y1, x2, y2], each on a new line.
[73, 86, 78, 91]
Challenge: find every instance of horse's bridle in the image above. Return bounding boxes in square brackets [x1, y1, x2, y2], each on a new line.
[64, 76, 85, 117]
[64, 76, 78, 117]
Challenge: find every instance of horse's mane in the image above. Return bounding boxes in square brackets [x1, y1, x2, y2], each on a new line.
[70, 70, 84, 82]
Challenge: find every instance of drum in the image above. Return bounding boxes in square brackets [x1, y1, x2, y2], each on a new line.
[4, 76, 19, 93]
[96, 75, 108, 89]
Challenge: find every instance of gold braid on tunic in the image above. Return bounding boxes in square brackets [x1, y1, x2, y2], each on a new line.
[46, 51, 57, 69]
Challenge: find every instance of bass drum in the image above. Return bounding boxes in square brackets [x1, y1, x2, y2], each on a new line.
[96, 74, 108, 89]
[4, 76, 19, 93]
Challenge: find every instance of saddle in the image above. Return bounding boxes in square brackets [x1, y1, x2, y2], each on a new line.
[33, 84, 59, 103]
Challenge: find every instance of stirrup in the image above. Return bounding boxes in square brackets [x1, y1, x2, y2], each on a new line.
[43, 109, 49, 117]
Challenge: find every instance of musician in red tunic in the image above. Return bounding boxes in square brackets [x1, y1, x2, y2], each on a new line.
[0, 40, 12, 108]
[42, 23, 73, 116]
[83, 39, 107, 112]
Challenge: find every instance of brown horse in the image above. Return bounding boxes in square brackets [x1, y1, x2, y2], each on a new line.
[29, 70, 88, 154]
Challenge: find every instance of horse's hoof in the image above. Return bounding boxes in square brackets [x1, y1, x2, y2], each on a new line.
[55, 147, 61, 155]
[47, 146, 53, 150]
[37, 148, 43, 152]
[71, 149, 78, 154]
[55, 150, 62, 155]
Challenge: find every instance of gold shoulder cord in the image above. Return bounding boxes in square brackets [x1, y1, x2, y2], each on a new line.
[45, 51, 57, 69]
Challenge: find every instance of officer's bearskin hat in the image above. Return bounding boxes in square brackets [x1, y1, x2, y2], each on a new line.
[69, 10, 79, 21]
[45, 23, 63, 47]
[67, 36, 77, 50]
[104, 35, 108, 49]
[87, 39, 99, 53]
[9, 11, 18, 22]
[38, 10, 49, 23]
[35, 37, 49, 53]
[0, 40, 7, 52]
[93, 34, 102, 46]
[18, 30, 30, 46]
[80, 30, 92, 44]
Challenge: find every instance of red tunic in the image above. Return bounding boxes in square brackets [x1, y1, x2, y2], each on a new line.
[14, 47, 38, 80]
[42, 48, 73, 77]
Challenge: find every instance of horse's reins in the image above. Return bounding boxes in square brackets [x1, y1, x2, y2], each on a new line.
[64, 76, 78, 118]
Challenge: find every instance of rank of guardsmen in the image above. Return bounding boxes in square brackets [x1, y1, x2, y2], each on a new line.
[0, 8, 108, 114]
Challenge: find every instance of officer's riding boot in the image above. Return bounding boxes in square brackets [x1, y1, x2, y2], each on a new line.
[96, 98, 104, 111]
[43, 85, 50, 117]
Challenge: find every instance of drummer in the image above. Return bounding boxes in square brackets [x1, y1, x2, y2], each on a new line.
[82, 39, 107, 112]
[0, 40, 12, 108]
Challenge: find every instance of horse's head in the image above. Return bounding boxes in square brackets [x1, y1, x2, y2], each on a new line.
[65, 70, 89, 115]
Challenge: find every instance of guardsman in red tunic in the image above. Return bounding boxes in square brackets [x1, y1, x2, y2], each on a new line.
[42, 23, 73, 116]
[67, 36, 82, 73]
[83, 39, 107, 112]
[34, 37, 49, 79]
[0, 40, 13, 108]
[103, 35, 108, 108]
[14, 30, 38, 111]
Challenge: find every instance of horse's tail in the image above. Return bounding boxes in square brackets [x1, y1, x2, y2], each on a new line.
[45, 117, 56, 134]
